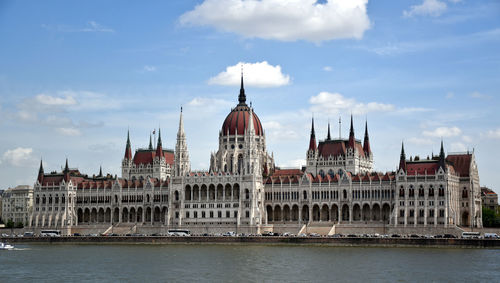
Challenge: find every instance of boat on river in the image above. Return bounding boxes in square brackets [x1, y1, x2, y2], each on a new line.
[0, 242, 14, 250]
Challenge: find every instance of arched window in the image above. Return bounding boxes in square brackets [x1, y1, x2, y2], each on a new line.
[62, 194, 65, 204]
[462, 187, 468, 198]
[237, 154, 243, 174]
[114, 195, 118, 203]
[245, 189, 250, 200]
[428, 186, 434, 197]
[174, 191, 179, 201]
[42, 195, 46, 204]
[36, 195, 40, 204]
[147, 194, 150, 202]
[303, 190, 308, 200]
[55, 194, 59, 204]
[48, 195, 52, 204]
[343, 190, 347, 199]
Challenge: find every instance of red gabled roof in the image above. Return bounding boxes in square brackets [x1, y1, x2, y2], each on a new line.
[446, 154, 472, 177]
[272, 169, 303, 177]
[406, 161, 440, 176]
[133, 149, 174, 166]
[317, 139, 365, 159]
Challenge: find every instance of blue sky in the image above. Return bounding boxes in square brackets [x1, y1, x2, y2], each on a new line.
[0, 0, 499, 193]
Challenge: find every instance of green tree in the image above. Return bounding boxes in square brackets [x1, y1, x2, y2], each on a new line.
[482, 206, 500, 227]
[6, 219, 15, 229]
[15, 222, 24, 229]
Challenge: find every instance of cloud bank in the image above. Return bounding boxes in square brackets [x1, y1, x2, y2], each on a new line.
[209, 61, 290, 87]
[180, 0, 370, 42]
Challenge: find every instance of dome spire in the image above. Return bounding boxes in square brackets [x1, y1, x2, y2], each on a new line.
[238, 65, 246, 105]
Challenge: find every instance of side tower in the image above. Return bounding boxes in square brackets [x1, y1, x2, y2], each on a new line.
[121, 130, 133, 179]
[174, 107, 191, 177]
[305, 117, 318, 175]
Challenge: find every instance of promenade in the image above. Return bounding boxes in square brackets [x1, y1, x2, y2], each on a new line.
[3, 235, 499, 248]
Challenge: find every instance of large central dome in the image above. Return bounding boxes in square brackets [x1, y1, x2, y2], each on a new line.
[221, 75, 264, 136]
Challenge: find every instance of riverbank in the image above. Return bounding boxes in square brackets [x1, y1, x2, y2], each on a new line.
[3, 236, 499, 248]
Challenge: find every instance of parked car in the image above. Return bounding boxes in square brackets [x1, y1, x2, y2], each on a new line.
[73, 233, 81, 237]
[484, 233, 499, 239]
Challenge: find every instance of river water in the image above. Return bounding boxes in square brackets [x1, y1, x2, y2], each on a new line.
[0, 244, 498, 282]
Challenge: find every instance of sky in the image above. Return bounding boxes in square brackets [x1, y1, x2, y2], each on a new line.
[0, 0, 499, 193]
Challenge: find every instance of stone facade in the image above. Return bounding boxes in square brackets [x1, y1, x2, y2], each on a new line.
[29, 79, 483, 235]
[2, 185, 33, 225]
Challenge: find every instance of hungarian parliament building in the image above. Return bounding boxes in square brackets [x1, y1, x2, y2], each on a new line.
[29, 78, 483, 235]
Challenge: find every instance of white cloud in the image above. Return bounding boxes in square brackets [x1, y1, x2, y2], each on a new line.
[42, 21, 114, 33]
[56, 127, 82, 136]
[262, 121, 300, 140]
[423, 126, 461, 137]
[403, 0, 447, 18]
[2, 147, 35, 167]
[323, 66, 333, 72]
[209, 61, 290, 87]
[186, 97, 233, 115]
[35, 94, 77, 106]
[309, 92, 395, 115]
[407, 137, 434, 146]
[180, 0, 370, 42]
[484, 129, 500, 139]
[143, 65, 157, 72]
[450, 142, 467, 152]
[462, 135, 473, 143]
[470, 91, 491, 99]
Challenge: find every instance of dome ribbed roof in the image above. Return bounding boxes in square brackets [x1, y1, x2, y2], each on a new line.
[222, 105, 263, 136]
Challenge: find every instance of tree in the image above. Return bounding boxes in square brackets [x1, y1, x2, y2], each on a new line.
[15, 222, 24, 229]
[482, 206, 500, 228]
[6, 219, 15, 229]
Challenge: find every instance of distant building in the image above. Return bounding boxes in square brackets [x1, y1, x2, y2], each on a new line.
[1, 185, 33, 225]
[481, 187, 498, 211]
[0, 189, 4, 223]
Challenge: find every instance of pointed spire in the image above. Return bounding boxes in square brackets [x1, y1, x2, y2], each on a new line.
[439, 140, 446, 169]
[149, 133, 153, 150]
[64, 158, 69, 173]
[98, 166, 103, 177]
[156, 128, 163, 157]
[238, 66, 247, 106]
[363, 120, 371, 155]
[124, 130, 132, 160]
[63, 158, 70, 182]
[177, 107, 185, 138]
[38, 159, 44, 175]
[248, 106, 255, 135]
[327, 120, 332, 140]
[37, 159, 44, 183]
[348, 114, 355, 148]
[399, 142, 406, 172]
[309, 117, 317, 151]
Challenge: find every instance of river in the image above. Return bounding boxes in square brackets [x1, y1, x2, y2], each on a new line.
[1, 244, 498, 282]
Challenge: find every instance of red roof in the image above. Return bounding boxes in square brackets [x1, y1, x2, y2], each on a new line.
[406, 161, 440, 176]
[272, 169, 303, 176]
[133, 149, 174, 166]
[446, 154, 471, 177]
[222, 105, 263, 136]
[317, 139, 365, 159]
